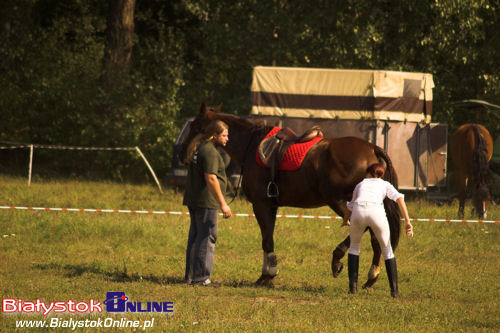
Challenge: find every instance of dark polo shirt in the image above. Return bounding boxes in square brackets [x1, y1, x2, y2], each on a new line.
[183, 141, 227, 209]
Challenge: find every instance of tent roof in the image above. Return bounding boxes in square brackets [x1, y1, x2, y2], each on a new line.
[250, 66, 434, 123]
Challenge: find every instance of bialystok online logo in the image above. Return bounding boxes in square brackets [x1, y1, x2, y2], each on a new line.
[104, 292, 173, 313]
[2, 292, 173, 316]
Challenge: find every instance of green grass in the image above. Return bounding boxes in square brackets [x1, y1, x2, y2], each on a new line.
[1, 175, 499, 332]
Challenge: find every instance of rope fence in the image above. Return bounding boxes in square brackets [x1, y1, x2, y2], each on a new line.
[0, 144, 136, 151]
[0, 143, 162, 193]
[1, 206, 498, 224]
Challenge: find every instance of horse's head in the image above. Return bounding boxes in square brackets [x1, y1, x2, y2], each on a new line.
[178, 103, 222, 163]
[471, 181, 492, 219]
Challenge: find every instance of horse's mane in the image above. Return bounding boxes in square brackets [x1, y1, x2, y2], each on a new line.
[212, 111, 273, 137]
[249, 117, 271, 130]
[471, 125, 491, 192]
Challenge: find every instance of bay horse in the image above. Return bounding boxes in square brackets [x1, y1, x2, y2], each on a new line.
[450, 124, 493, 218]
[181, 104, 401, 288]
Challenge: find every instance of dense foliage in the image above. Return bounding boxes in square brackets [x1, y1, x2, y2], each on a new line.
[1, 0, 498, 180]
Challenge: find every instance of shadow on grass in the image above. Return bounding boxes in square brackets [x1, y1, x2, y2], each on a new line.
[32, 262, 185, 285]
[32, 262, 326, 292]
[222, 279, 327, 293]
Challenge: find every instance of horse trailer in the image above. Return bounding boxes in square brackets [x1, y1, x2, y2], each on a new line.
[249, 66, 447, 191]
[169, 66, 448, 192]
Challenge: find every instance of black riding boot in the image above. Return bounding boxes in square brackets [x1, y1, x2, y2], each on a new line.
[385, 257, 399, 298]
[348, 254, 359, 294]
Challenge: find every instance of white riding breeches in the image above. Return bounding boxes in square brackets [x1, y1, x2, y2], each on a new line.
[348, 202, 395, 260]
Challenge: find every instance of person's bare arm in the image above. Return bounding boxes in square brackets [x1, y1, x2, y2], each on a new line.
[205, 173, 232, 218]
[396, 197, 413, 237]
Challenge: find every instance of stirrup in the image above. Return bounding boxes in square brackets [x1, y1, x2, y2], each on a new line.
[266, 181, 279, 198]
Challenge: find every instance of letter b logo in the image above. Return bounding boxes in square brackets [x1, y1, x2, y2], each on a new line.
[104, 292, 127, 312]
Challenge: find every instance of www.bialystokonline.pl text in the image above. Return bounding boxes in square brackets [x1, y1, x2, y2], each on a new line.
[15, 317, 156, 330]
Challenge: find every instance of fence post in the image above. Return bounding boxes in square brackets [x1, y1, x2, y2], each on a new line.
[135, 146, 163, 193]
[28, 144, 34, 186]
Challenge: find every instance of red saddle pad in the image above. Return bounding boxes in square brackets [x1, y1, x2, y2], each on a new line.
[256, 127, 324, 171]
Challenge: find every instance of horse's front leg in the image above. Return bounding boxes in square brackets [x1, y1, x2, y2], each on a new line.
[362, 228, 382, 290]
[253, 201, 278, 286]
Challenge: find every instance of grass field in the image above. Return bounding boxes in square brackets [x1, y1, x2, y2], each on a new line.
[1, 175, 499, 332]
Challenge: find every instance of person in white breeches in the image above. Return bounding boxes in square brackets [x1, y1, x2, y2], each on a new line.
[345, 163, 413, 297]
[349, 203, 395, 259]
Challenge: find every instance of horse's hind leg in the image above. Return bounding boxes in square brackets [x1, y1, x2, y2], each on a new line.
[332, 228, 382, 289]
[329, 201, 351, 277]
[331, 237, 349, 278]
[457, 175, 467, 218]
[253, 202, 279, 286]
[458, 190, 466, 218]
[362, 228, 382, 290]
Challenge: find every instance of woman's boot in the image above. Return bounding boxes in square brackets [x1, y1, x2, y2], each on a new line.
[348, 254, 359, 294]
[385, 257, 399, 298]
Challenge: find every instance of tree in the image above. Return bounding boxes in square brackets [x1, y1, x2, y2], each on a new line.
[101, 0, 136, 94]
[1, 0, 498, 179]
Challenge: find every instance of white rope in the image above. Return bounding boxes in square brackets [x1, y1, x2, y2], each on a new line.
[1, 206, 498, 224]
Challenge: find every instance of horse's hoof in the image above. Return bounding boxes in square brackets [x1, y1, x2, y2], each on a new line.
[256, 274, 275, 287]
[331, 262, 343, 278]
[362, 277, 379, 290]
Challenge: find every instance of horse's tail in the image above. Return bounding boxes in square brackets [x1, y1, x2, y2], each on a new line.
[374, 145, 401, 250]
[471, 125, 491, 189]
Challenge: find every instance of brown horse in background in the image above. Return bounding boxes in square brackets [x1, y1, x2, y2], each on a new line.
[450, 124, 493, 218]
[181, 104, 402, 288]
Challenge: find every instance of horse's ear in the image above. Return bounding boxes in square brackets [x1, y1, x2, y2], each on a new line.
[199, 103, 208, 115]
[213, 103, 223, 112]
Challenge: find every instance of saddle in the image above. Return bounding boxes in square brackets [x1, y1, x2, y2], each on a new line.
[258, 126, 323, 197]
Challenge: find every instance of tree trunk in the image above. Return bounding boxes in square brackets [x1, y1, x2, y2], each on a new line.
[101, 0, 136, 95]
